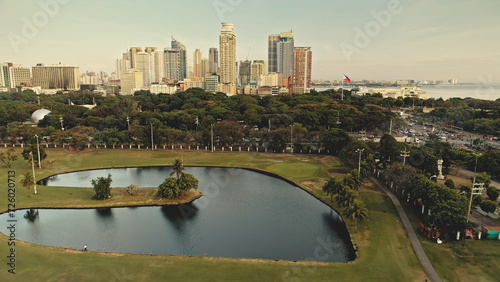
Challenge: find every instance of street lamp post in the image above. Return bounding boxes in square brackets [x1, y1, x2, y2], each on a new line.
[211, 124, 214, 153]
[59, 117, 64, 131]
[30, 152, 37, 195]
[474, 153, 480, 173]
[290, 125, 293, 154]
[356, 148, 364, 172]
[150, 123, 154, 151]
[34, 134, 41, 169]
[126, 116, 130, 131]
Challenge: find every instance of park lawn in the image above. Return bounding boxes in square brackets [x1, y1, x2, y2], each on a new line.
[0, 148, 428, 281]
[401, 200, 500, 282]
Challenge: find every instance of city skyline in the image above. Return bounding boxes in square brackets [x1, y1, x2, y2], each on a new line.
[1, 0, 499, 83]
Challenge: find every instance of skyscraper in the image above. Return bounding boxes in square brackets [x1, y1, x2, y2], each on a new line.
[0, 63, 11, 88]
[239, 60, 251, 86]
[135, 52, 150, 87]
[120, 70, 143, 95]
[171, 37, 187, 80]
[145, 47, 161, 84]
[251, 60, 267, 82]
[268, 34, 279, 73]
[293, 47, 312, 94]
[277, 31, 294, 79]
[193, 49, 202, 77]
[129, 47, 142, 69]
[151, 49, 165, 84]
[209, 48, 219, 73]
[164, 48, 181, 81]
[268, 31, 294, 79]
[32, 63, 80, 91]
[219, 22, 236, 95]
[201, 58, 209, 78]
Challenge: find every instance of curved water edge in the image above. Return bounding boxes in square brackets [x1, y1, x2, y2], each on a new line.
[5, 166, 357, 262]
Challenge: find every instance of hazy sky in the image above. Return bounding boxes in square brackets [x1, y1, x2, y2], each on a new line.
[1, 0, 499, 83]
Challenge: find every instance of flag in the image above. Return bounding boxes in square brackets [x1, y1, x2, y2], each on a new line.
[343, 74, 351, 83]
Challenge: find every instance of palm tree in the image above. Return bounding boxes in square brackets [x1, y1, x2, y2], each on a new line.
[170, 159, 185, 180]
[336, 186, 356, 208]
[344, 199, 368, 232]
[343, 170, 363, 192]
[322, 177, 344, 202]
[21, 171, 35, 197]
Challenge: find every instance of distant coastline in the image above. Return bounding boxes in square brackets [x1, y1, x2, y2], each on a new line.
[313, 84, 499, 101]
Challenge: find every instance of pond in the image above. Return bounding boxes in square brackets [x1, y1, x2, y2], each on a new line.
[3, 167, 355, 262]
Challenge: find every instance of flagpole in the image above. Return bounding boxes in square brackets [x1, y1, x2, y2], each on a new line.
[341, 74, 344, 101]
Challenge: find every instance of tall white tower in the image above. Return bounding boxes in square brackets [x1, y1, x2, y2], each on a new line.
[219, 22, 236, 95]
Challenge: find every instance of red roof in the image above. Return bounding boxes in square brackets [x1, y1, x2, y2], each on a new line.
[483, 226, 500, 231]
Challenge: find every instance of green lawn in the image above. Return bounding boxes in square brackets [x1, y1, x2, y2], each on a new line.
[401, 199, 500, 282]
[0, 148, 428, 281]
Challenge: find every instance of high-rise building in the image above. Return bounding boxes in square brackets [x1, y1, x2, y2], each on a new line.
[171, 37, 187, 80]
[135, 52, 150, 87]
[129, 47, 142, 69]
[151, 49, 165, 84]
[164, 48, 181, 81]
[293, 47, 312, 94]
[120, 70, 143, 95]
[205, 74, 219, 93]
[0, 63, 12, 88]
[239, 60, 251, 86]
[32, 64, 80, 91]
[219, 22, 236, 95]
[145, 47, 162, 84]
[268, 31, 294, 79]
[277, 31, 294, 79]
[201, 58, 209, 78]
[251, 60, 267, 82]
[193, 49, 202, 77]
[268, 34, 279, 73]
[209, 48, 219, 73]
[9, 65, 31, 89]
[115, 58, 131, 80]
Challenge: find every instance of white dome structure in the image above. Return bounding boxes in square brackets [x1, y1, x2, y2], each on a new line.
[31, 109, 51, 123]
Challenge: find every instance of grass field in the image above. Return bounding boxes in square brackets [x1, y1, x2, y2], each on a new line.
[401, 203, 500, 282]
[1, 148, 427, 281]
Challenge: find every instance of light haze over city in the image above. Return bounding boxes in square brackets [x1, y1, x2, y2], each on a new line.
[1, 0, 499, 83]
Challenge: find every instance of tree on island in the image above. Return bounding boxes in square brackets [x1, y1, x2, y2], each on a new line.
[0, 148, 18, 168]
[159, 160, 198, 199]
[21, 171, 35, 197]
[91, 174, 112, 200]
[170, 159, 185, 180]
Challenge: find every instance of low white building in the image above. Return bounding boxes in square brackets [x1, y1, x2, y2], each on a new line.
[360, 85, 429, 100]
[149, 84, 177, 94]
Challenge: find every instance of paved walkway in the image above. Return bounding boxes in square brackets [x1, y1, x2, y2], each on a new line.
[371, 177, 442, 282]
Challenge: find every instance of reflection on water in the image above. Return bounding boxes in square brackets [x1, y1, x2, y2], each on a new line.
[24, 209, 39, 222]
[6, 167, 356, 262]
[161, 204, 199, 231]
[96, 207, 113, 218]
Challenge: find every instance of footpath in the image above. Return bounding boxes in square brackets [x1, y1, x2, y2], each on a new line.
[371, 177, 442, 282]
